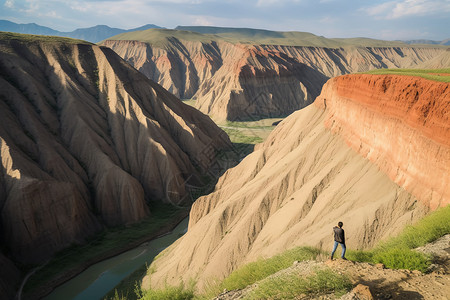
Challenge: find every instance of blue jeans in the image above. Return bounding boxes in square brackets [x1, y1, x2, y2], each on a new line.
[331, 241, 346, 258]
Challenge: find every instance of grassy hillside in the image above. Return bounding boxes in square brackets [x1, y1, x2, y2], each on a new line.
[175, 26, 448, 48]
[0, 31, 91, 45]
[347, 204, 450, 270]
[101, 28, 217, 47]
[108, 205, 449, 300]
[365, 68, 450, 82]
[105, 27, 450, 48]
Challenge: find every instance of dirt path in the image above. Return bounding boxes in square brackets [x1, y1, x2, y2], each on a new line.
[328, 259, 449, 299]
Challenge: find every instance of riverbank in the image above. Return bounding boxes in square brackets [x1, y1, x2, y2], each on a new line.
[23, 207, 190, 300]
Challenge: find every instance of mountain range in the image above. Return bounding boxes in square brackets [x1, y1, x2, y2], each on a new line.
[0, 20, 162, 43]
[1, 20, 449, 46]
[401, 38, 450, 46]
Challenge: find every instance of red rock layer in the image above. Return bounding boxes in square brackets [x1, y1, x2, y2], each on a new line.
[315, 74, 450, 208]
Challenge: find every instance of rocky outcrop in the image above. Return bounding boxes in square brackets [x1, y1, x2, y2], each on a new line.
[103, 31, 447, 121]
[195, 46, 328, 121]
[417, 48, 450, 69]
[143, 74, 449, 290]
[0, 33, 230, 266]
[316, 74, 450, 209]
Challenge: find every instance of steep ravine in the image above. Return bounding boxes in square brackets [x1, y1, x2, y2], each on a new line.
[0, 33, 230, 297]
[143, 74, 449, 291]
[103, 37, 447, 121]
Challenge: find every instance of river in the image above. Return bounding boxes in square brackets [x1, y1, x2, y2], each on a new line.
[43, 218, 189, 300]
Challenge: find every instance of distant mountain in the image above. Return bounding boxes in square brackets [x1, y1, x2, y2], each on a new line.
[0, 20, 162, 43]
[402, 38, 450, 46]
[0, 20, 59, 35]
[175, 25, 286, 38]
[176, 26, 450, 47]
[174, 26, 409, 47]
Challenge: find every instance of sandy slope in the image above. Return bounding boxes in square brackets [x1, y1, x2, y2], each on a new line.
[143, 74, 449, 291]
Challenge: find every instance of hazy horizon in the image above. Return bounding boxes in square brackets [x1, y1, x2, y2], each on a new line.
[1, 0, 449, 41]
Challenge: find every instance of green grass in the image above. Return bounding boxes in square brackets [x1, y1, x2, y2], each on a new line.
[105, 282, 195, 300]
[24, 203, 187, 295]
[137, 282, 195, 300]
[198, 247, 321, 299]
[0, 31, 91, 45]
[224, 119, 281, 129]
[133, 206, 449, 299]
[221, 247, 321, 291]
[248, 268, 352, 300]
[347, 205, 450, 271]
[365, 68, 450, 82]
[105, 26, 449, 48]
[104, 264, 148, 300]
[218, 127, 263, 160]
[181, 99, 197, 107]
[102, 28, 216, 47]
[220, 127, 263, 145]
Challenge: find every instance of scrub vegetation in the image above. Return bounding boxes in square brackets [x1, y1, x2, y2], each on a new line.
[0, 31, 91, 45]
[108, 205, 449, 300]
[365, 68, 450, 83]
[106, 27, 446, 48]
[347, 205, 450, 271]
[248, 268, 352, 299]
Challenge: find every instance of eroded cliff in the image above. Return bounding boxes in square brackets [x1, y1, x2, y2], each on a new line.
[0, 33, 230, 267]
[103, 30, 448, 121]
[316, 74, 450, 209]
[143, 74, 449, 290]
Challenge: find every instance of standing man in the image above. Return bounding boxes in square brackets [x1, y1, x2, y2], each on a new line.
[331, 221, 347, 260]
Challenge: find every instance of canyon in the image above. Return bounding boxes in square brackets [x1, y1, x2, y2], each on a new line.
[0, 32, 230, 297]
[103, 27, 449, 121]
[143, 73, 449, 291]
[1, 27, 448, 299]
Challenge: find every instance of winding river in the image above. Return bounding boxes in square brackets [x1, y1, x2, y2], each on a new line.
[43, 218, 189, 300]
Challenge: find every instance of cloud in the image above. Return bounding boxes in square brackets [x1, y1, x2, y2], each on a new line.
[1, 0, 448, 40]
[192, 16, 213, 26]
[256, 0, 301, 7]
[4, 0, 15, 8]
[364, 0, 450, 19]
[319, 16, 337, 23]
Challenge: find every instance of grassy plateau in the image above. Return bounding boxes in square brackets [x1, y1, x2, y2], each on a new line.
[365, 68, 450, 83]
[0, 31, 91, 45]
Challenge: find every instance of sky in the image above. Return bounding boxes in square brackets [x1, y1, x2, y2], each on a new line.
[1, 0, 449, 40]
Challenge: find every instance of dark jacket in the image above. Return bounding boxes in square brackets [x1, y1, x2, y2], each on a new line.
[333, 226, 345, 244]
